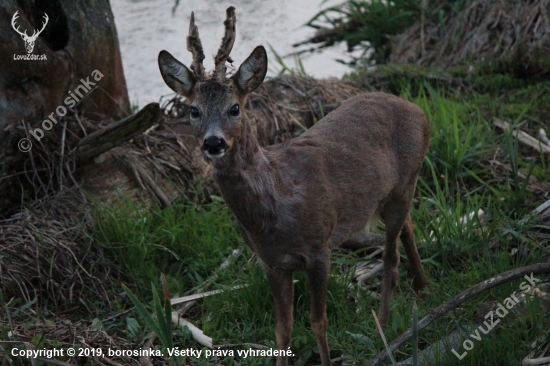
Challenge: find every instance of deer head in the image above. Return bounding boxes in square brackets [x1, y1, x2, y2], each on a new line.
[158, 7, 267, 159]
[11, 10, 49, 54]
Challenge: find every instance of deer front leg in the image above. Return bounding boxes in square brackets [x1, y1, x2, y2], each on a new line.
[306, 255, 331, 366]
[266, 267, 294, 366]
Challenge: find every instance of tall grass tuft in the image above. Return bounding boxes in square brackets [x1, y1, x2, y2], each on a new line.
[91, 197, 240, 295]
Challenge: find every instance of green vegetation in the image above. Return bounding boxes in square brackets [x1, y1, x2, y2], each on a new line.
[122, 277, 183, 366]
[3, 1, 549, 364]
[303, 0, 421, 64]
[269, 44, 308, 76]
[300, 0, 467, 65]
[91, 197, 240, 296]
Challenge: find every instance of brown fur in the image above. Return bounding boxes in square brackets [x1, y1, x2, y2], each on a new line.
[158, 8, 429, 366]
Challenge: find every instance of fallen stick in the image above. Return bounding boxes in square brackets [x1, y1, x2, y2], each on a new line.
[368, 262, 550, 366]
[538, 128, 550, 147]
[171, 284, 249, 305]
[371, 309, 398, 365]
[493, 118, 550, 155]
[523, 356, 550, 366]
[102, 358, 125, 366]
[171, 312, 213, 348]
[177, 248, 242, 316]
[534, 198, 550, 216]
[75, 102, 161, 163]
[356, 262, 384, 283]
[397, 287, 550, 365]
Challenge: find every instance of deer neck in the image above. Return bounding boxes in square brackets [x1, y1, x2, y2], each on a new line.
[211, 118, 281, 229]
[212, 117, 265, 176]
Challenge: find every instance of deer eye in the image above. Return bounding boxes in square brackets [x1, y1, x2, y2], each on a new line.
[229, 104, 240, 117]
[190, 107, 200, 119]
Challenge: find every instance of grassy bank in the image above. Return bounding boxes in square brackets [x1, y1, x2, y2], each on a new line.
[2, 0, 550, 364]
[2, 63, 550, 365]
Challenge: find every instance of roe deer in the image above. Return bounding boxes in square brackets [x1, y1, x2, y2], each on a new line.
[158, 7, 429, 366]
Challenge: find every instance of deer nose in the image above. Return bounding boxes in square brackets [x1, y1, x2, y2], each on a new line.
[203, 136, 228, 156]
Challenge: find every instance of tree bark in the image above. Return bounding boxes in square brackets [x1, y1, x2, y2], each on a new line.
[0, 0, 131, 215]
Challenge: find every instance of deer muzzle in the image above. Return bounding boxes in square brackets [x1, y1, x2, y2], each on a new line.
[202, 136, 228, 158]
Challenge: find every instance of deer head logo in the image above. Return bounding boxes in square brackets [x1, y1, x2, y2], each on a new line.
[11, 10, 49, 54]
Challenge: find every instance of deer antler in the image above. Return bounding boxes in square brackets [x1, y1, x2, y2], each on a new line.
[31, 13, 49, 39]
[11, 11, 28, 38]
[187, 12, 205, 78]
[11, 11, 48, 41]
[214, 6, 236, 80]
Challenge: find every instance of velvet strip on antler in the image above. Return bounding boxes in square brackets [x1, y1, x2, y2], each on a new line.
[187, 12, 205, 78]
[214, 6, 236, 80]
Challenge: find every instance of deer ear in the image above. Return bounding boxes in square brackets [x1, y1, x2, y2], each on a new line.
[233, 46, 267, 94]
[158, 50, 196, 97]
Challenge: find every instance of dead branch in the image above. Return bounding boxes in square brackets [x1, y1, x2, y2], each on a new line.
[175, 248, 242, 316]
[170, 284, 249, 306]
[523, 356, 550, 366]
[171, 313, 213, 348]
[75, 103, 161, 163]
[493, 118, 550, 156]
[538, 128, 550, 147]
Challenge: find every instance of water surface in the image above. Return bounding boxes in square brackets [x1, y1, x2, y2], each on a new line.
[111, 0, 356, 104]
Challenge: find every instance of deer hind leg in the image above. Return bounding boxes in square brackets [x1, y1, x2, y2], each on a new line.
[266, 268, 294, 366]
[306, 254, 331, 366]
[400, 214, 428, 294]
[378, 198, 413, 326]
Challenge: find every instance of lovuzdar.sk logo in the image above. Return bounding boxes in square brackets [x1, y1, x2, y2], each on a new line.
[11, 10, 48, 60]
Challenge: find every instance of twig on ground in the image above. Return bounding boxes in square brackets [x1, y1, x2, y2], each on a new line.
[102, 357, 126, 366]
[171, 284, 249, 305]
[101, 308, 135, 323]
[177, 248, 242, 316]
[58, 119, 67, 188]
[493, 118, 550, 155]
[538, 129, 550, 147]
[523, 356, 550, 365]
[356, 262, 384, 284]
[171, 313, 212, 348]
[372, 309, 398, 365]
[534, 198, 550, 216]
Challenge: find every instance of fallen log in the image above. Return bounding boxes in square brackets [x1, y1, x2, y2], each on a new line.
[74, 103, 161, 163]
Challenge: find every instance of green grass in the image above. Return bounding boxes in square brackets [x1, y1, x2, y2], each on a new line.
[90, 196, 241, 296]
[268, 44, 308, 76]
